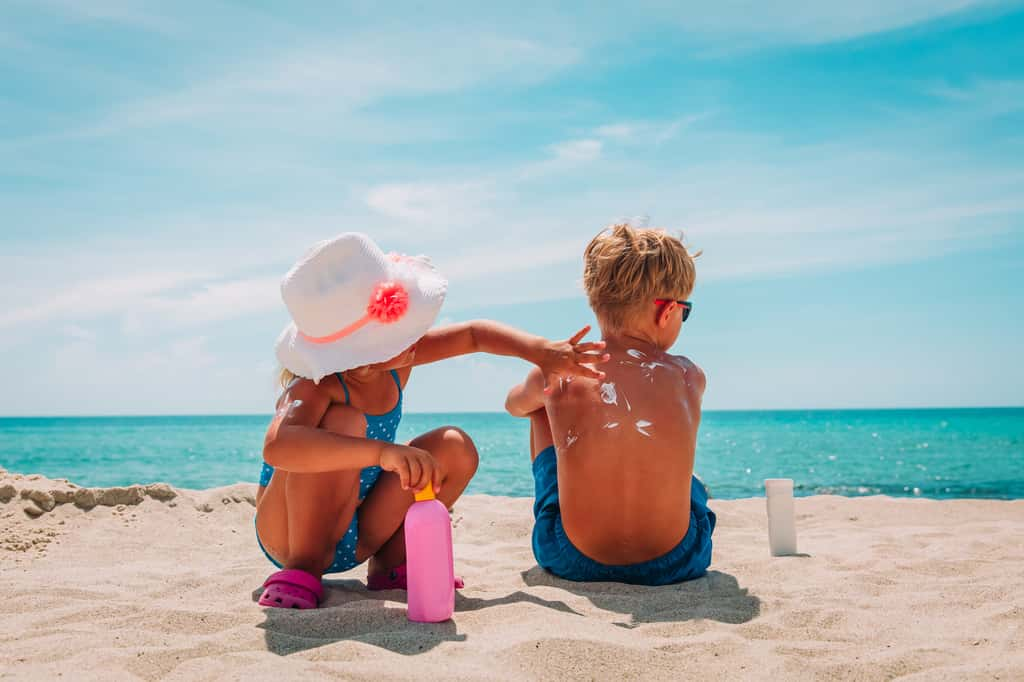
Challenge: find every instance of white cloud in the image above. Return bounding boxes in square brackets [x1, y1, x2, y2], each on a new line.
[143, 276, 281, 327]
[686, 194, 1024, 237]
[64, 32, 579, 139]
[594, 124, 636, 139]
[34, 1, 1007, 48]
[549, 139, 603, 162]
[29, 0, 181, 34]
[437, 236, 584, 282]
[594, 114, 708, 144]
[138, 335, 215, 370]
[64, 325, 97, 343]
[0, 271, 210, 329]
[531, 114, 708, 177]
[1, 270, 282, 337]
[364, 182, 496, 226]
[653, 0, 1008, 47]
[926, 79, 1024, 115]
[22, 332, 276, 415]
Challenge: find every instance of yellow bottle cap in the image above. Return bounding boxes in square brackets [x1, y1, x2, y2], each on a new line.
[414, 482, 436, 502]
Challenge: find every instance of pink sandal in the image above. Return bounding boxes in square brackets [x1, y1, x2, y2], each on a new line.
[366, 563, 465, 591]
[258, 569, 324, 609]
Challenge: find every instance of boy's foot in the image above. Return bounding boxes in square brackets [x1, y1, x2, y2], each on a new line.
[366, 563, 465, 591]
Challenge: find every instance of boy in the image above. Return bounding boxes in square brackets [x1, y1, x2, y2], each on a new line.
[505, 223, 715, 585]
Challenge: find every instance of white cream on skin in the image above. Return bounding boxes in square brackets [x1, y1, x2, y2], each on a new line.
[599, 382, 618, 405]
[635, 419, 653, 437]
[640, 360, 668, 382]
[267, 399, 302, 441]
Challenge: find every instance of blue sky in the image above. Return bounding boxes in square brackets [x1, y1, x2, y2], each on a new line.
[1, 1, 1022, 415]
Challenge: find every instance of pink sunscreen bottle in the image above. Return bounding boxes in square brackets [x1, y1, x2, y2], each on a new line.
[404, 482, 455, 622]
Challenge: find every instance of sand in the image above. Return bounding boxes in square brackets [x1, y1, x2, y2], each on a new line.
[1, 468, 1022, 681]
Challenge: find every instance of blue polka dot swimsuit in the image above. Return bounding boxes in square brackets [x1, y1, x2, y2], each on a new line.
[256, 369, 404, 574]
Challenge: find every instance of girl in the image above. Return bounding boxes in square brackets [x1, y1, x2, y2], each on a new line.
[256, 233, 607, 609]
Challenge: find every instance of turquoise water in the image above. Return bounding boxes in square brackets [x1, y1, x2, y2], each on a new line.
[1, 409, 1021, 499]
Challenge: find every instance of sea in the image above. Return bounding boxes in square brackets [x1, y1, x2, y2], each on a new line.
[1, 409, 1021, 499]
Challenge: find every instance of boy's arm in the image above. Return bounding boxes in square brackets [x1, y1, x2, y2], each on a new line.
[693, 363, 707, 397]
[413, 320, 607, 392]
[505, 367, 547, 417]
[675, 355, 707, 400]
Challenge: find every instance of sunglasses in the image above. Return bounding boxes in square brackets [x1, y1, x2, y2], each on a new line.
[654, 299, 693, 322]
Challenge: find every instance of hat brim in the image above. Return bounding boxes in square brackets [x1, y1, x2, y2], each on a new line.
[275, 256, 447, 382]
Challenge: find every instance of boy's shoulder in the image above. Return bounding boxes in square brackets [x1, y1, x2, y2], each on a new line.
[667, 352, 701, 372]
[663, 353, 706, 393]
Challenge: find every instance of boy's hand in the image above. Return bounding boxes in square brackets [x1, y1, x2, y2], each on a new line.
[538, 325, 609, 394]
[380, 443, 443, 494]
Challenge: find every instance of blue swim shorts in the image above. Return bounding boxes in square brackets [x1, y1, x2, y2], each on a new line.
[531, 445, 716, 586]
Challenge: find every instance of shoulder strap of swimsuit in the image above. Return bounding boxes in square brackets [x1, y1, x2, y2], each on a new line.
[335, 373, 351, 405]
[389, 369, 402, 395]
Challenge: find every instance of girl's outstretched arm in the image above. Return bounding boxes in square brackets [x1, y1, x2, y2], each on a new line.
[412, 320, 608, 392]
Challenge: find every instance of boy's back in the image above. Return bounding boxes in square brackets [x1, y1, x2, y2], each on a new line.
[546, 340, 705, 564]
[507, 222, 715, 584]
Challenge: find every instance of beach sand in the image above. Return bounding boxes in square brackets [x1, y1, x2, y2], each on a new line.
[1, 468, 1022, 681]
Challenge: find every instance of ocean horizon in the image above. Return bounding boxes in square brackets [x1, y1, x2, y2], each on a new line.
[2, 407, 1021, 500]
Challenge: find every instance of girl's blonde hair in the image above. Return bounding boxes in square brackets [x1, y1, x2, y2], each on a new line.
[583, 223, 699, 330]
[278, 367, 297, 389]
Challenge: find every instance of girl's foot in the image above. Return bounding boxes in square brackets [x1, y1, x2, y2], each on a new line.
[258, 569, 324, 609]
[366, 563, 465, 591]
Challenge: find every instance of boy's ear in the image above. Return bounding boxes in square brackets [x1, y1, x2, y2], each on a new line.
[656, 301, 676, 328]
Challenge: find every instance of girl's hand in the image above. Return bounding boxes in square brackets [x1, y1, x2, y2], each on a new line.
[539, 325, 609, 394]
[380, 443, 443, 494]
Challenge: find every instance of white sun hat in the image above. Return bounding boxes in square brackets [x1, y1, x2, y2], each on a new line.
[275, 233, 447, 383]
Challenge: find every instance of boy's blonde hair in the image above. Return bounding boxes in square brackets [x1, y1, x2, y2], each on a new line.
[583, 223, 698, 330]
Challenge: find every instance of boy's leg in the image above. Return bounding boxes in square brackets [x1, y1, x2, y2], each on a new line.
[355, 426, 479, 574]
[526, 406, 565, 577]
[528, 407, 555, 461]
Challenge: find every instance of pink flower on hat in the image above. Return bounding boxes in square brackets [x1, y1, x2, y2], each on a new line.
[367, 281, 409, 323]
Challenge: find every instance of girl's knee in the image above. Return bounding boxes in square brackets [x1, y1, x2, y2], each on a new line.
[411, 426, 479, 475]
[437, 426, 479, 475]
[321, 404, 368, 436]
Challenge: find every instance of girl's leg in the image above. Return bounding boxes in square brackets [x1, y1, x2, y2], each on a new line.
[528, 407, 555, 461]
[255, 406, 366, 577]
[355, 426, 479, 576]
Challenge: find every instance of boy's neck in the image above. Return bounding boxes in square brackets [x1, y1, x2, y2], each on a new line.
[600, 327, 668, 353]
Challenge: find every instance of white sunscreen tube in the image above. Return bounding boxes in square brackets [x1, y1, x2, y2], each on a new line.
[765, 478, 797, 556]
